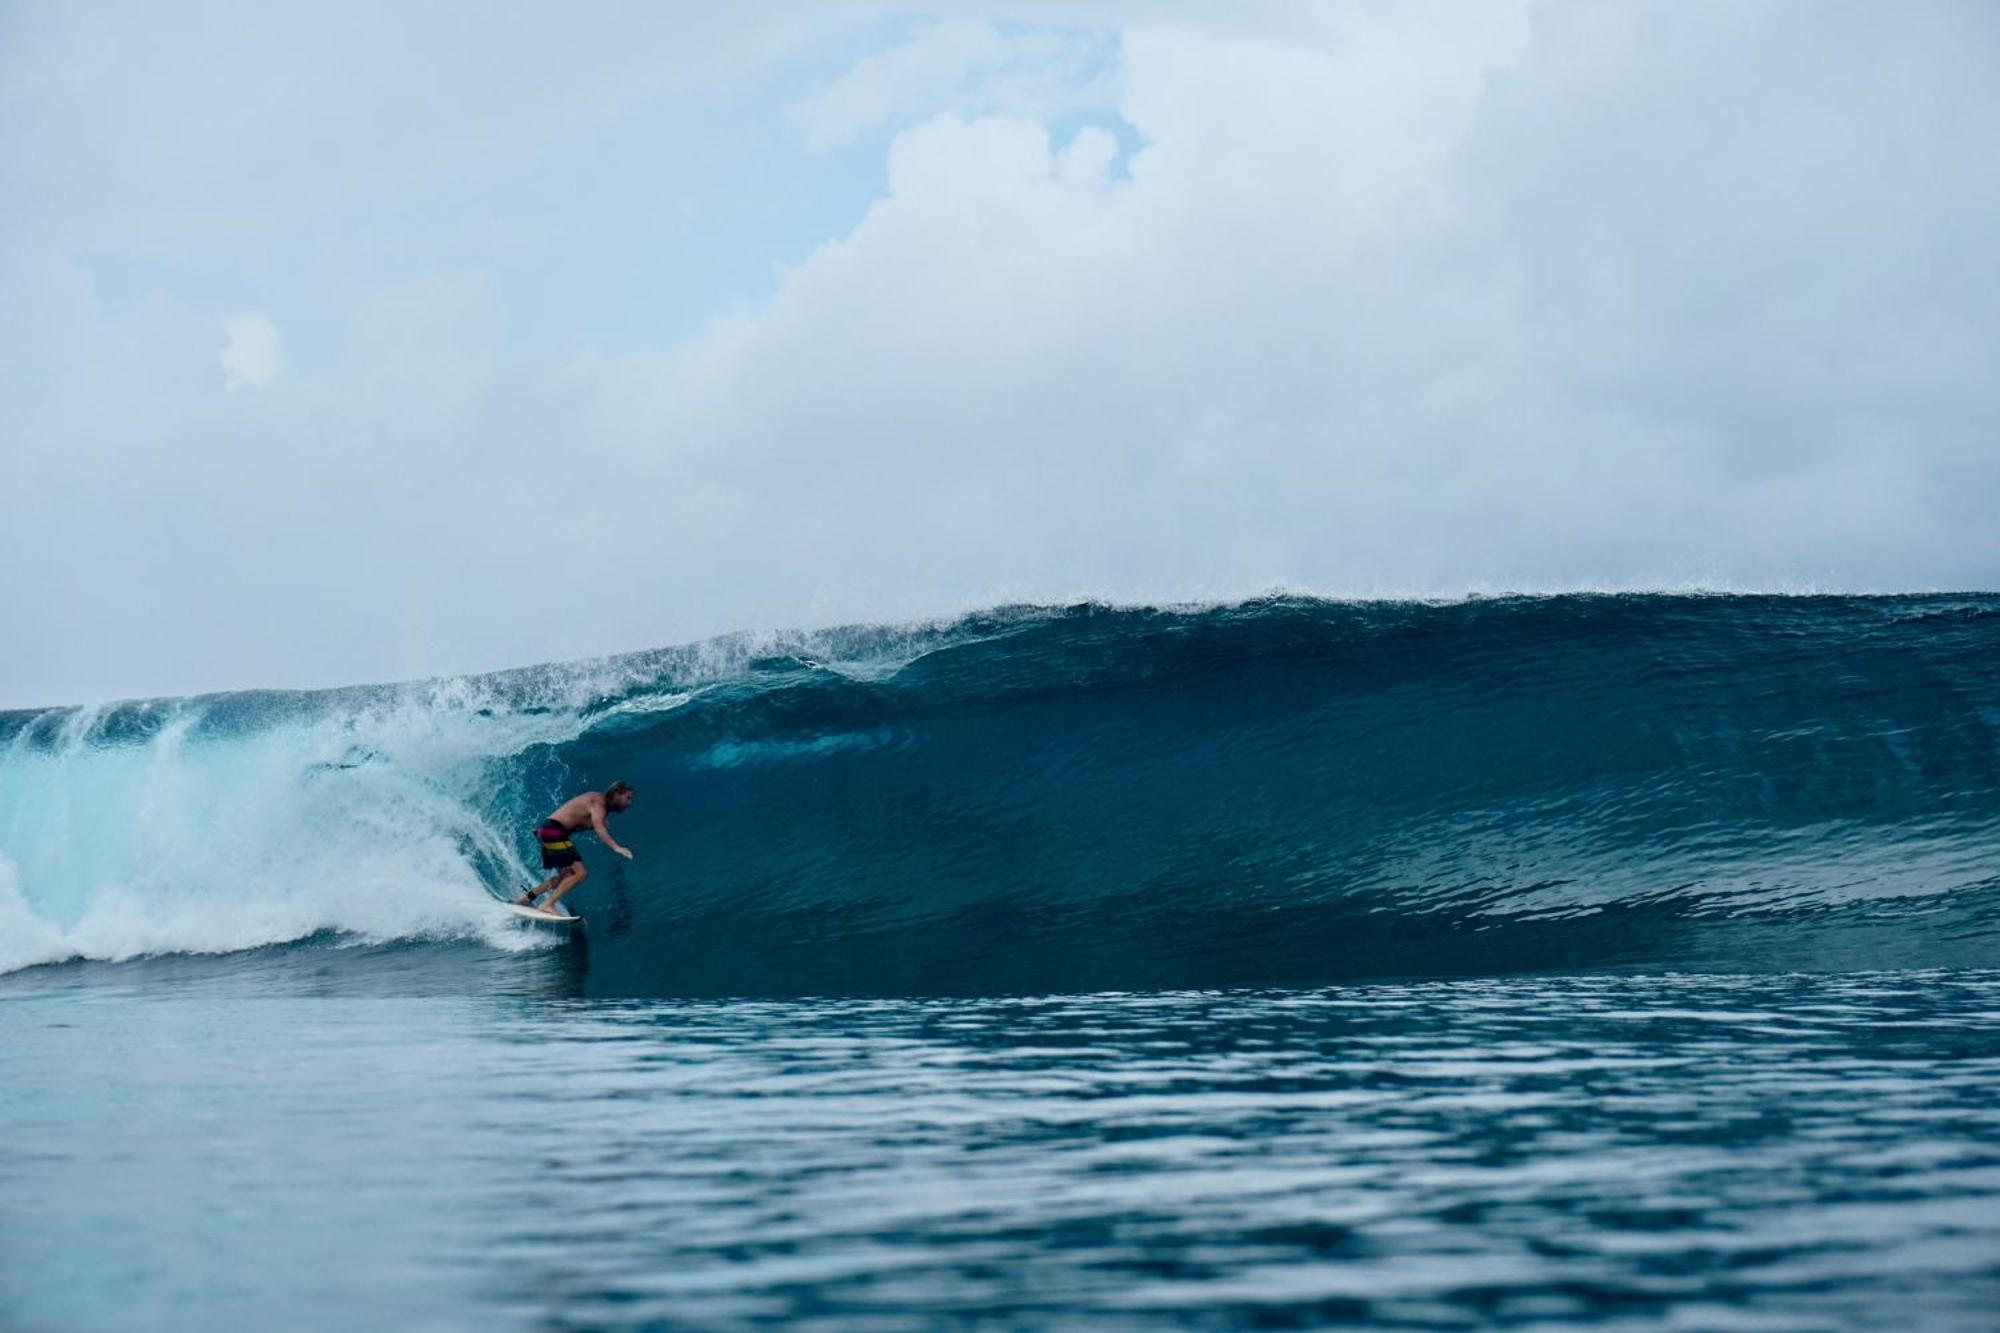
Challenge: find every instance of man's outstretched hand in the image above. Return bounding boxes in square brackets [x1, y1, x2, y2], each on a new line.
[616, 847, 635, 860]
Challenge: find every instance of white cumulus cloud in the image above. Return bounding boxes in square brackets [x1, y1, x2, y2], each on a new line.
[787, 17, 1114, 151]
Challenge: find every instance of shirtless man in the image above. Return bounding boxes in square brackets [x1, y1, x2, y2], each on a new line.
[515, 781, 636, 915]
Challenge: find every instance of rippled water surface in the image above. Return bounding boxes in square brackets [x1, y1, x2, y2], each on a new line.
[5, 970, 1999, 1329]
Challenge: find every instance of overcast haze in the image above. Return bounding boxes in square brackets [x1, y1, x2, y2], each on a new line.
[4, 1, 1997, 707]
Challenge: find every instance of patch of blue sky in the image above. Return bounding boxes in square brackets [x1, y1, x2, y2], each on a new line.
[1048, 109, 1143, 181]
[91, 153, 876, 374]
[71, 13, 1130, 376]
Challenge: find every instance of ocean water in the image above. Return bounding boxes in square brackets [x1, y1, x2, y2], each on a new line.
[4, 595, 2000, 1327]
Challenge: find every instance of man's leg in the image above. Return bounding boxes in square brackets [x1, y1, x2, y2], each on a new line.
[515, 873, 559, 908]
[541, 863, 588, 914]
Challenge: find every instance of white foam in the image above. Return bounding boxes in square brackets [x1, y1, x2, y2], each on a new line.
[0, 687, 617, 975]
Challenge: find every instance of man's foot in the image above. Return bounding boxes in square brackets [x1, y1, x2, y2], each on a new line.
[514, 892, 540, 908]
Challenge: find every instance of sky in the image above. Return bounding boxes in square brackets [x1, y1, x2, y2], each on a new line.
[3, 1, 1997, 707]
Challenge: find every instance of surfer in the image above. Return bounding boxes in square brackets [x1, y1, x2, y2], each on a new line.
[514, 781, 636, 915]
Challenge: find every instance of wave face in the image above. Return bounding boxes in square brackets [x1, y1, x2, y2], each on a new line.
[5, 595, 2000, 993]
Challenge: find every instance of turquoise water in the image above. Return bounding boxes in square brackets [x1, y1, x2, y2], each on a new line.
[6, 970, 1998, 1329]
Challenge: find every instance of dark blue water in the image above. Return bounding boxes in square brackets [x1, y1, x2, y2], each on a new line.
[4, 595, 1999, 1326]
[5, 973, 1998, 1329]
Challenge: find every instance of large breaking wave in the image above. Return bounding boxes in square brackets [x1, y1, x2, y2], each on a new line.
[4, 595, 1998, 994]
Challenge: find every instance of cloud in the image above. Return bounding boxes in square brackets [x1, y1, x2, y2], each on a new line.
[219, 313, 285, 390]
[4, 1, 1998, 707]
[789, 19, 1007, 150]
[786, 17, 1114, 151]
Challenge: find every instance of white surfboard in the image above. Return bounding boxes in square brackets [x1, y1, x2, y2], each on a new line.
[502, 902, 584, 927]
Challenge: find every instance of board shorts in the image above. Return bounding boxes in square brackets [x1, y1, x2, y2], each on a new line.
[536, 821, 581, 870]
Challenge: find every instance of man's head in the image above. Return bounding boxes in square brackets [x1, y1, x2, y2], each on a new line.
[604, 779, 635, 812]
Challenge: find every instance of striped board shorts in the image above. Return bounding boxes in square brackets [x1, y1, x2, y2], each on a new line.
[536, 821, 580, 869]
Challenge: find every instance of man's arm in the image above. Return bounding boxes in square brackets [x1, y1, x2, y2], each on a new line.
[591, 801, 634, 859]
